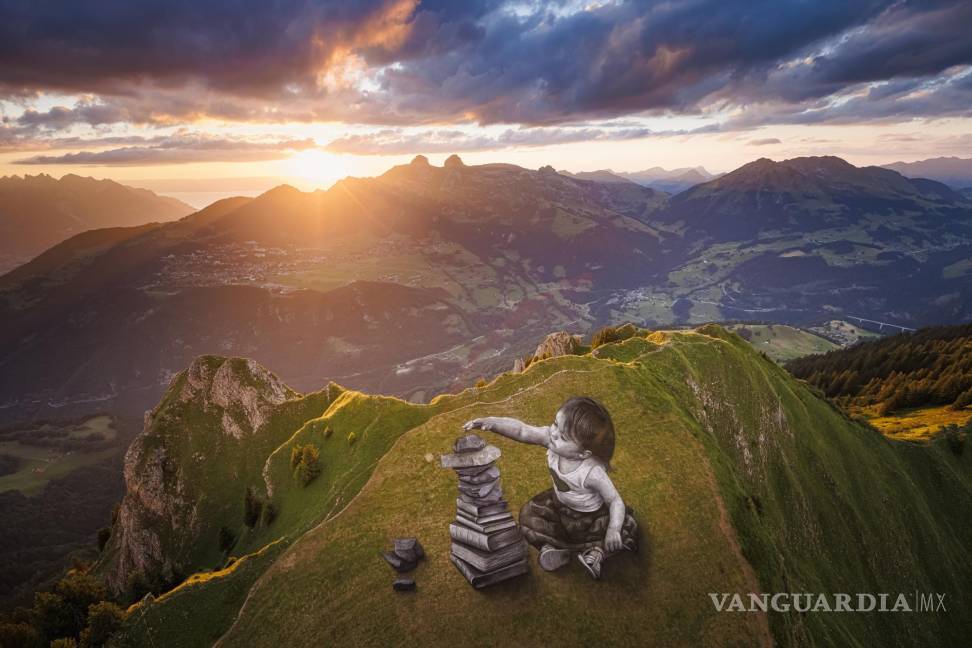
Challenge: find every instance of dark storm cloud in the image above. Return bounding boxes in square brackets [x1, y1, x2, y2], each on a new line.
[735, 0, 972, 104]
[2, 1, 970, 130]
[383, 0, 895, 124]
[0, 0, 417, 96]
[726, 67, 972, 127]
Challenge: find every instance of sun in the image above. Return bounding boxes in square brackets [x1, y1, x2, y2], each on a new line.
[280, 149, 350, 190]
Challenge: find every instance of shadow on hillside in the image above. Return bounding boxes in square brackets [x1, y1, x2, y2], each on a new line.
[473, 521, 652, 598]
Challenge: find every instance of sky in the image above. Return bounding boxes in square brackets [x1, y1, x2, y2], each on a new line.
[1, 0, 971, 206]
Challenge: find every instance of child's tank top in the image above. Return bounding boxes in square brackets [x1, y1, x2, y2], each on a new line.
[546, 448, 605, 512]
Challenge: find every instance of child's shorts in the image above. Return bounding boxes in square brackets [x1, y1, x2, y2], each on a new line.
[518, 488, 639, 552]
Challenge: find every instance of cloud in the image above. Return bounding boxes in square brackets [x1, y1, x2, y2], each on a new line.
[0, 0, 425, 97]
[1, 0, 970, 132]
[322, 125, 706, 154]
[17, 101, 132, 129]
[749, 138, 781, 146]
[725, 66, 972, 127]
[13, 133, 315, 165]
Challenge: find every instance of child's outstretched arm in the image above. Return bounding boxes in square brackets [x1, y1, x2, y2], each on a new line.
[463, 416, 550, 446]
[587, 468, 629, 553]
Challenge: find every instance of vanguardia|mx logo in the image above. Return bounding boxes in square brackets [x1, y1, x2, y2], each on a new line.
[709, 592, 947, 613]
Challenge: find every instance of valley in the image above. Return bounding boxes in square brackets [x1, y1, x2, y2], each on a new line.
[2, 156, 969, 430]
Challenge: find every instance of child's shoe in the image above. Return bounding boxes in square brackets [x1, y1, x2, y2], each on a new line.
[538, 544, 571, 571]
[577, 547, 604, 579]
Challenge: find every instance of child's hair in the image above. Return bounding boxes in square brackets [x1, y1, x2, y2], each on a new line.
[558, 396, 615, 471]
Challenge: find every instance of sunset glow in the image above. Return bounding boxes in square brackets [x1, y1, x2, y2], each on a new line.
[0, 1, 969, 200]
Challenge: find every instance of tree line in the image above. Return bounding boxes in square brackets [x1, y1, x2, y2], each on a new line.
[786, 323, 972, 415]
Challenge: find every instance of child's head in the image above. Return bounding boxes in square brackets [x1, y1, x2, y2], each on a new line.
[554, 396, 615, 470]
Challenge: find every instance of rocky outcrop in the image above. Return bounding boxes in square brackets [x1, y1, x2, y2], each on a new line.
[515, 331, 583, 371]
[179, 356, 294, 439]
[533, 331, 582, 360]
[99, 356, 308, 594]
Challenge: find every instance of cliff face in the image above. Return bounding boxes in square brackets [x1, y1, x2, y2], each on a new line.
[514, 330, 583, 371]
[100, 356, 326, 594]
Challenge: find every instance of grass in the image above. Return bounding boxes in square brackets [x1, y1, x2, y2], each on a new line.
[115, 327, 971, 647]
[117, 539, 289, 648]
[859, 405, 972, 442]
[727, 324, 839, 363]
[277, 252, 439, 293]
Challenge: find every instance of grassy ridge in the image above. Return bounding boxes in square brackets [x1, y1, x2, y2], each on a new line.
[113, 328, 972, 647]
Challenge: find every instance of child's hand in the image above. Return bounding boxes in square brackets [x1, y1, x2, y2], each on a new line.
[604, 528, 623, 552]
[463, 418, 492, 432]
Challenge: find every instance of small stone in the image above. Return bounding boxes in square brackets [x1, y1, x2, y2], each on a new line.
[394, 537, 425, 562]
[454, 434, 486, 453]
[458, 478, 500, 498]
[460, 482, 503, 505]
[381, 551, 417, 573]
[456, 465, 500, 485]
[393, 578, 416, 592]
[454, 463, 495, 477]
[440, 445, 501, 469]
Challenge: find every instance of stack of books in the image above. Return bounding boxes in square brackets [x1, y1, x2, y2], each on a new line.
[440, 434, 529, 588]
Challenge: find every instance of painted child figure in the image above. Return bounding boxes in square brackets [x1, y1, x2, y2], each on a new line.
[463, 396, 638, 579]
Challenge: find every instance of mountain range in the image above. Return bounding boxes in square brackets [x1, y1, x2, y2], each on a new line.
[1, 154, 970, 426]
[883, 156, 972, 189]
[0, 174, 194, 274]
[561, 165, 716, 193]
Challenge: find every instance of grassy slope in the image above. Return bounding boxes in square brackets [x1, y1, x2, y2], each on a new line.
[854, 404, 972, 441]
[727, 324, 839, 363]
[115, 328, 972, 647]
[116, 539, 288, 647]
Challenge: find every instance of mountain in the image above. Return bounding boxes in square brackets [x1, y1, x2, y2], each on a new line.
[619, 166, 715, 194]
[557, 169, 636, 184]
[664, 156, 969, 240]
[0, 174, 194, 274]
[2, 155, 972, 429]
[883, 156, 972, 190]
[609, 156, 972, 328]
[559, 166, 716, 194]
[0, 156, 669, 424]
[97, 325, 972, 646]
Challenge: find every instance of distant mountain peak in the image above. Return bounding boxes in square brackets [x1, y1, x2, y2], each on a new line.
[0, 173, 194, 274]
[444, 154, 465, 168]
[882, 156, 972, 189]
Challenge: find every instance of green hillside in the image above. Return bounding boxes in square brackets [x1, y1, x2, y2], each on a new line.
[107, 327, 971, 647]
[726, 323, 839, 363]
